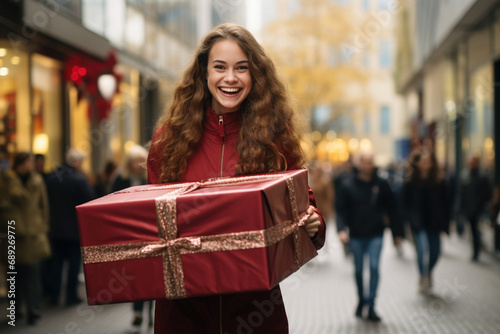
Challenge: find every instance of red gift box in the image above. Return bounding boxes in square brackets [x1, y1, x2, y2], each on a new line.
[76, 169, 317, 305]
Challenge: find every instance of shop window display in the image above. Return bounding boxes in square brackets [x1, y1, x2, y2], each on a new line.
[0, 48, 29, 168]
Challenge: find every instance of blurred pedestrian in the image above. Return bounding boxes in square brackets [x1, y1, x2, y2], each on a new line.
[147, 23, 326, 333]
[3, 152, 51, 324]
[336, 152, 403, 322]
[94, 159, 117, 197]
[458, 154, 492, 261]
[333, 158, 354, 257]
[402, 149, 450, 294]
[309, 161, 334, 261]
[111, 145, 154, 328]
[309, 160, 333, 222]
[34, 153, 48, 181]
[384, 160, 407, 257]
[33, 153, 53, 302]
[45, 149, 95, 306]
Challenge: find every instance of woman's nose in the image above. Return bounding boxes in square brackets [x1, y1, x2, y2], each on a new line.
[224, 69, 237, 83]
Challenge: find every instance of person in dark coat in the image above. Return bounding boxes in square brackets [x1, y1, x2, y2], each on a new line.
[111, 145, 154, 328]
[336, 152, 404, 322]
[94, 160, 117, 197]
[458, 154, 492, 261]
[45, 149, 95, 306]
[402, 149, 450, 294]
[3, 152, 51, 324]
[333, 158, 354, 257]
[147, 23, 326, 334]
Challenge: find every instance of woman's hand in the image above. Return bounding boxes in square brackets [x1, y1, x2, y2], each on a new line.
[303, 205, 321, 238]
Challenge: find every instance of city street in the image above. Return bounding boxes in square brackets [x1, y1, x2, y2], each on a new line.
[2, 224, 499, 334]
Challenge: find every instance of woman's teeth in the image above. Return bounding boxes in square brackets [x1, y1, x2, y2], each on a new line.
[220, 87, 240, 94]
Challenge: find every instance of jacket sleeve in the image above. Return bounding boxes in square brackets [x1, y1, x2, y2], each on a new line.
[39, 176, 50, 232]
[308, 187, 326, 250]
[481, 176, 493, 209]
[382, 180, 404, 238]
[440, 180, 451, 234]
[335, 179, 349, 233]
[78, 177, 96, 205]
[401, 182, 411, 223]
[285, 156, 326, 250]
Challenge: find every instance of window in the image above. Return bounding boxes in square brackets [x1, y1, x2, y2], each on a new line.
[82, 0, 104, 35]
[379, 39, 393, 68]
[380, 105, 390, 134]
[125, 6, 146, 54]
[104, 0, 126, 47]
[31, 54, 63, 171]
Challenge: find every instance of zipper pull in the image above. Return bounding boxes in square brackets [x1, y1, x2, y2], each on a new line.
[218, 115, 225, 138]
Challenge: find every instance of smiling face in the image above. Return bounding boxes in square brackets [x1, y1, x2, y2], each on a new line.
[207, 39, 252, 115]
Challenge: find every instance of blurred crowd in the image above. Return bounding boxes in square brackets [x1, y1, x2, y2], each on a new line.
[0, 145, 152, 328]
[308, 147, 495, 321]
[0, 145, 497, 326]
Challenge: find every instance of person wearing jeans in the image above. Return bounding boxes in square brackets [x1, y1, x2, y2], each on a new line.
[458, 154, 492, 261]
[336, 152, 403, 322]
[402, 148, 450, 294]
[349, 235, 383, 311]
[414, 230, 440, 279]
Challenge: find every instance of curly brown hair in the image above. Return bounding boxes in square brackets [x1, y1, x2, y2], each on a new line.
[153, 23, 305, 183]
[406, 148, 440, 185]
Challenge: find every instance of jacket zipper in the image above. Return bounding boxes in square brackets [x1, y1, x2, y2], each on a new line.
[219, 295, 223, 334]
[219, 115, 225, 177]
[218, 116, 225, 333]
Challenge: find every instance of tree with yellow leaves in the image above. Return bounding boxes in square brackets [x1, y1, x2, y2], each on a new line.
[261, 0, 371, 125]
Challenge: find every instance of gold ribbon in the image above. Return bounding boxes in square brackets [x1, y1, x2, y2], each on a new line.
[81, 173, 308, 299]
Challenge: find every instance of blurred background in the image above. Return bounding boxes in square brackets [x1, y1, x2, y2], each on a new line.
[1, 0, 500, 333]
[0, 0, 497, 178]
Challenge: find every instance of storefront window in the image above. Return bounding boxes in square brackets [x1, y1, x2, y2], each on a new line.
[31, 54, 63, 172]
[0, 48, 29, 167]
[109, 65, 141, 164]
[443, 58, 456, 171]
[466, 63, 494, 173]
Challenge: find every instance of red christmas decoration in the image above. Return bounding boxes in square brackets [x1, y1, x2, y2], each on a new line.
[64, 51, 122, 121]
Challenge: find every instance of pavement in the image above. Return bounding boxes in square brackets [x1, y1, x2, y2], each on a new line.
[2, 220, 500, 334]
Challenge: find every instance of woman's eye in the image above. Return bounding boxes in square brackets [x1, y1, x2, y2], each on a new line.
[215, 65, 224, 70]
[237, 66, 248, 71]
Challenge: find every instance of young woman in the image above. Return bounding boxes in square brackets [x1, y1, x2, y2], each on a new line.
[147, 23, 326, 333]
[402, 149, 449, 294]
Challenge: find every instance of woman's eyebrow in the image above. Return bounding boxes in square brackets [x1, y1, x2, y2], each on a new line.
[212, 60, 249, 64]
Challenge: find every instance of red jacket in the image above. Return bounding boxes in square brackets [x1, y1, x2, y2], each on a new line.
[147, 108, 326, 334]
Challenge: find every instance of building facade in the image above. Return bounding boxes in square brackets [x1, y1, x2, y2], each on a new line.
[0, 0, 246, 175]
[258, 0, 407, 167]
[395, 0, 500, 181]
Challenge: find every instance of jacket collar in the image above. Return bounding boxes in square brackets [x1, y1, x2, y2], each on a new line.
[205, 107, 241, 138]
